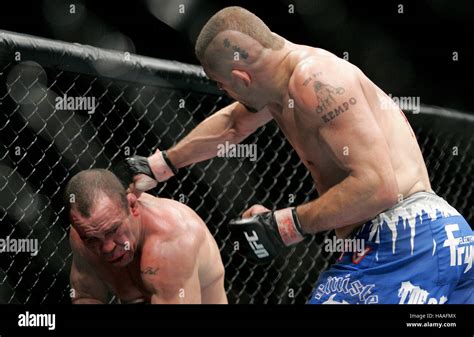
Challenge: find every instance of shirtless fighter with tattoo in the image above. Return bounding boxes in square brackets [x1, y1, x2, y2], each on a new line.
[67, 169, 227, 304]
[121, 7, 473, 304]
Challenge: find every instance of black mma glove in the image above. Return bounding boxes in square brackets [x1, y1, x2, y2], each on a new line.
[228, 207, 307, 264]
[113, 155, 158, 191]
[114, 150, 178, 192]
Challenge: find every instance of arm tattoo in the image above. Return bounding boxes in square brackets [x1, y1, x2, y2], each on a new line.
[313, 80, 345, 115]
[302, 72, 322, 86]
[223, 38, 249, 59]
[302, 73, 357, 123]
[141, 266, 159, 275]
[320, 97, 358, 123]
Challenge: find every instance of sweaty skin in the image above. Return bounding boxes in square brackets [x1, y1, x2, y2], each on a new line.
[160, 30, 432, 239]
[69, 193, 227, 304]
[270, 44, 432, 237]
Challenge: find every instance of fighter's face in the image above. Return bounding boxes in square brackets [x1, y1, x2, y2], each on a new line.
[71, 195, 138, 267]
[203, 65, 265, 113]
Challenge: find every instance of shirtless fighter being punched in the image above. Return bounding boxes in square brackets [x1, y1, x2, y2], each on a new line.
[122, 7, 473, 304]
[66, 169, 227, 304]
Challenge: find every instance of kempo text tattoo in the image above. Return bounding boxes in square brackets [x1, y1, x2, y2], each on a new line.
[141, 267, 159, 275]
[304, 74, 357, 123]
[223, 38, 249, 59]
[321, 97, 357, 123]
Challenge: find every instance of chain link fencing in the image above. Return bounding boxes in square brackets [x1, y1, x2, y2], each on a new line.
[0, 31, 472, 304]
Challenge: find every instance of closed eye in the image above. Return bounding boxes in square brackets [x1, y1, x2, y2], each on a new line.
[106, 226, 119, 235]
[84, 237, 99, 245]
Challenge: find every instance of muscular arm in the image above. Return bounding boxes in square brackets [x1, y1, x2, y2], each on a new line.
[292, 64, 399, 233]
[70, 250, 109, 304]
[69, 228, 109, 304]
[166, 102, 272, 168]
[141, 234, 202, 304]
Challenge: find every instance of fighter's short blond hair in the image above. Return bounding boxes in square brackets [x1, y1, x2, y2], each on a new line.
[195, 6, 284, 61]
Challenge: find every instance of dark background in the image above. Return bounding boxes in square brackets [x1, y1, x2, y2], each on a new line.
[0, 0, 473, 307]
[1, 0, 473, 113]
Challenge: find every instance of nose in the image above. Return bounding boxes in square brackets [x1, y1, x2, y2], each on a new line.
[100, 238, 116, 255]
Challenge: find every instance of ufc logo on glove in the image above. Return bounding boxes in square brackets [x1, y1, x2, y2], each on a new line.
[244, 231, 270, 258]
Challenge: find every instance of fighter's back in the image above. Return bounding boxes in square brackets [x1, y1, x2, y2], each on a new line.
[283, 42, 432, 200]
[138, 193, 227, 303]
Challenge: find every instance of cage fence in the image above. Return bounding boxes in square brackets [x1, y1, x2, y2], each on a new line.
[0, 31, 472, 304]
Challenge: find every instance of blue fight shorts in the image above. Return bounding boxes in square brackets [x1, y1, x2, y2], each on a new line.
[308, 191, 474, 304]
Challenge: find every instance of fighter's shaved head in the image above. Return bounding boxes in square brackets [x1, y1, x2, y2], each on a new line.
[65, 169, 128, 218]
[195, 6, 284, 62]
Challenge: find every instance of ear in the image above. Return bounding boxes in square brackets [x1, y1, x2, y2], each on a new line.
[127, 193, 139, 217]
[231, 69, 251, 87]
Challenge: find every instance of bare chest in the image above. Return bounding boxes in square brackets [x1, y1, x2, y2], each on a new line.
[270, 103, 348, 190]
